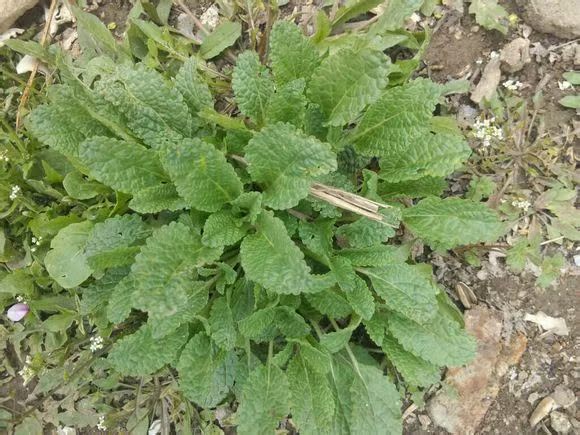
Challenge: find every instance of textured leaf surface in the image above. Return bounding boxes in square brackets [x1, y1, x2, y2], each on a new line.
[80, 267, 127, 315]
[307, 289, 352, 319]
[328, 354, 355, 433]
[209, 297, 237, 350]
[85, 215, 149, 270]
[245, 123, 336, 209]
[298, 218, 335, 259]
[27, 85, 110, 158]
[108, 324, 188, 375]
[162, 139, 243, 212]
[266, 79, 307, 127]
[379, 177, 448, 198]
[365, 264, 438, 324]
[129, 184, 186, 214]
[382, 334, 441, 387]
[63, 171, 108, 200]
[364, 312, 389, 346]
[269, 21, 319, 84]
[237, 365, 290, 435]
[402, 197, 503, 249]
[308, 48, 389, 126]
[148, 284, 208, 338]
[275, 307, 311, 338]
[345, 275, 376, 320]
[336, 217, 395, 248]
[238, 307, 277, 341]
[177, 334, 236, 407]
[320, 329, 352, 353]
[130, 222, 221, 317]
[349, 363, 402, 435]
[45, 221, 94, 289]
[338, 245, 407, 267]
[241, 212, 334, 294]
[202, 209, 249, 248]
[353, 78, 441, 158]
[378, 133, 471, 182]
[78, 136, 167, 194]
[98, 63, 192, 147]
[107, 275, 135, 323]
[175, 57, 213, 116]
[287, 354, 334, 435]
[232, 51, 274, 124]
[388, 311, 477, 367]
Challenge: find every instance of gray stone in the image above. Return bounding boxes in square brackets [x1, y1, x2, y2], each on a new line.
[516, 0, 580, 39]
[0, 0, 39, 33]
[551, 384, 577, 409]
[550, 411, 572, 434]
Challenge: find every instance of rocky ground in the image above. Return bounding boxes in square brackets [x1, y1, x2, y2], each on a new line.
[1, 0, 578, 434]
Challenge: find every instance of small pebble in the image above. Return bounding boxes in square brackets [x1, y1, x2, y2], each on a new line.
[550, 411, 572, 434]
[552, 385, 576, 409]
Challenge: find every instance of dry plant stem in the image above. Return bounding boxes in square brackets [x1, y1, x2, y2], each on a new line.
[176, 0, 210, 36]
[16, 0, 58, 130]
[229, 154, 392, 223]
[402, 403, 418, 419]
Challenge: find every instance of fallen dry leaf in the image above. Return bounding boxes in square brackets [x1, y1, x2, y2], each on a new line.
[524, 311, 569, 336]
[529, 396, 556, 427]
[471, 56, 501, 104]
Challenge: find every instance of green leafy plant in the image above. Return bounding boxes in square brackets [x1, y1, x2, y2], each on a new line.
[559, 71, 580, 109]
[468, 0, 509, 34]
[467, 80, 578, 288]
[1, 7, 505, 434]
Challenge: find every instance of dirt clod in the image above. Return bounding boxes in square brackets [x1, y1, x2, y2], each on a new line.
[427, 306, 527, 434]
[500, 37, 531, 73]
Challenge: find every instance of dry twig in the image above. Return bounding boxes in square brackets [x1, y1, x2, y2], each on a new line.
[15, 0, 59, 130]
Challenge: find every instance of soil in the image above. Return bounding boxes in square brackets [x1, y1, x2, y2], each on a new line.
[408, 2, 579, 432]
[5, 0, 579, 434]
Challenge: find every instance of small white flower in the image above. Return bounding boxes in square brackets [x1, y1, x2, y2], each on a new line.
[503, 79, 524, 91]
[16, 295, 24, 302]
[9, 185, 21, 200]
[558, 80, 572, 90]
[89, 335, 104, 352]
[511, 199, 531, 212]
[57, 426, 76, 435]
[0, 150, 9, 162]
[409, 12, 421, 23]
[96, 415, 107, 431]
[18, 355, 34, 385]
[473, 117, 504, 147]
[200, 5, 219, 30]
